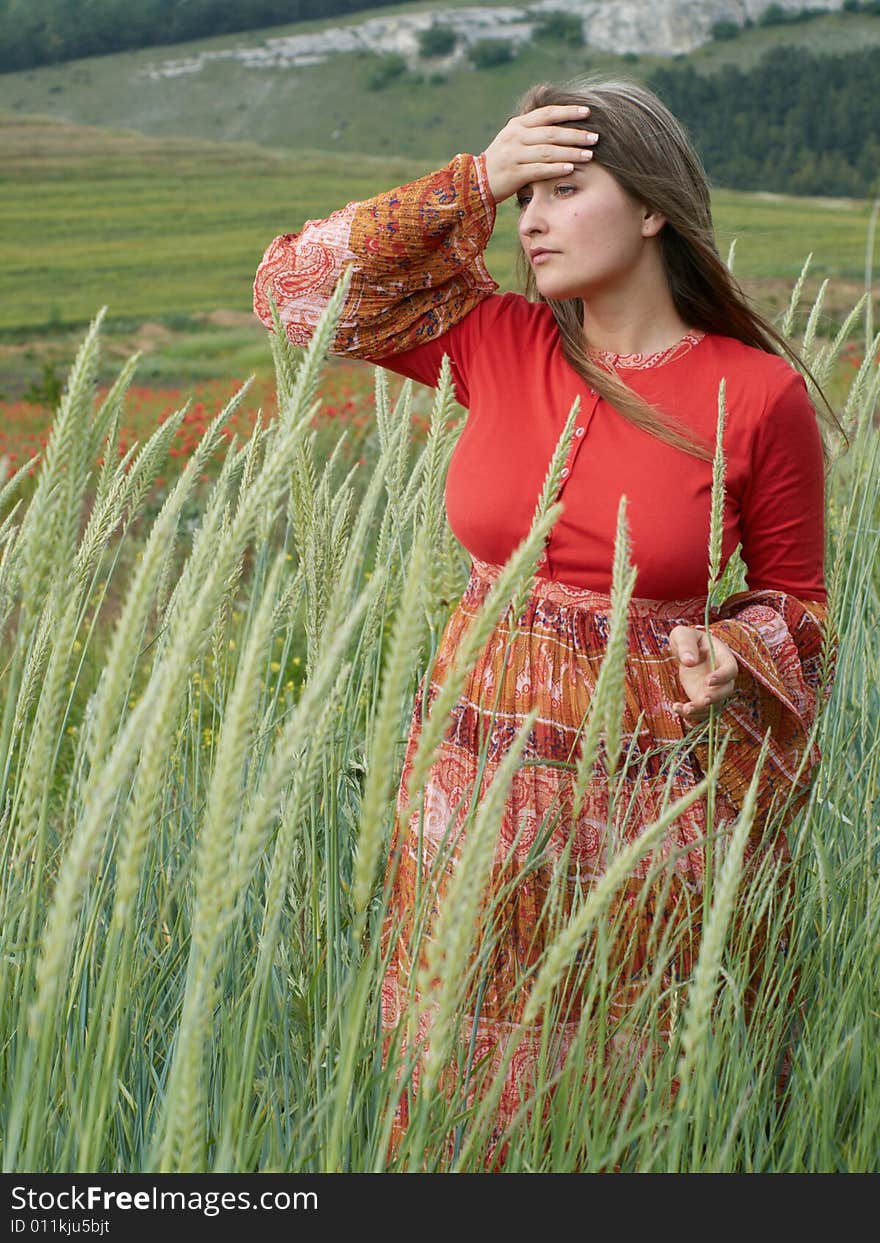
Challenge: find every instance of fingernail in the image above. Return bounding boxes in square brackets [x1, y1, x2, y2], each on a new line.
[579, 150, 593, 160]
[577, 107, 590, 114]
[586, 133, 599, 142]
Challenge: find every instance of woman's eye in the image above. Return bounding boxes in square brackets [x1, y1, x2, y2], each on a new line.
[517, 183, 575, 210]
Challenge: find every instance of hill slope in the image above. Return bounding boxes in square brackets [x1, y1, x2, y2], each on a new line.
[1, 111, 873, 339]
[1, 5, 877, 165]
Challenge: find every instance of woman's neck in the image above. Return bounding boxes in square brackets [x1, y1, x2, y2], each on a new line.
[579, 269, 692, 358]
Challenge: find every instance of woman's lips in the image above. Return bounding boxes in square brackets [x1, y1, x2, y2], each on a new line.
[530, 250, 558, 265]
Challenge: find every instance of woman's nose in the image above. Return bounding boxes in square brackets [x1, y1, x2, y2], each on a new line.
[518, 199, 546, 238]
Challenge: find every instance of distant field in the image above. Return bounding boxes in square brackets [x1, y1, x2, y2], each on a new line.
[0, 5, 877, 162]
[1, 112, 874, 340]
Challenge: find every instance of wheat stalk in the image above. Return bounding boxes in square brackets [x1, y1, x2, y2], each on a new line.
[674, 737, 770, 1117]
[352, 530, 428, 935]
[417, 708, 539, 1102]
[155, 552, 286, 1171]
[603, 496, 638, 780]
[781, 253, 812, 338]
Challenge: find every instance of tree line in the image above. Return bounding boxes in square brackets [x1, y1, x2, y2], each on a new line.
[0, 0, 409, 72]
[649, 46, 880, 199]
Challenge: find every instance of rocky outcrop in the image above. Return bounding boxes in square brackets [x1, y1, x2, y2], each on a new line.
[144, 1, 845, 79]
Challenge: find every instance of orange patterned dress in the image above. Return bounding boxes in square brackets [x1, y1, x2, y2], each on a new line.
[254, 153, 832, 1166]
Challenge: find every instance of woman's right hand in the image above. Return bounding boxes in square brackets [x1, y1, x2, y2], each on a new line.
[482, 105, 599, 204]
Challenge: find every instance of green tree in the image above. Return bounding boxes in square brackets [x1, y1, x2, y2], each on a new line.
[531, 10, 584, 45]
[650, 45, 878, 197]
[364, 52, 407, 90]
[710, 20, 740, 41]
[469, 38, 514, 69]
[417, 22, 456, 58]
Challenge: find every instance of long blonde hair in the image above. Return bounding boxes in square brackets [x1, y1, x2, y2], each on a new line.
[515, 78, 841, 461]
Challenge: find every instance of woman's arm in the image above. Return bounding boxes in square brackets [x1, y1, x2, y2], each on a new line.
[696, 590, 831, 820]
[253, 153, 498, 366]
[688, 372, 835, 821]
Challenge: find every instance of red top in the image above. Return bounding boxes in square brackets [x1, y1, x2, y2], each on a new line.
[252, 149, 826, 605]
[376, 293, 826, 602]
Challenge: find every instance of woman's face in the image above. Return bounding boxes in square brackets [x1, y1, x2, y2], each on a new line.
[516, 162, 664, 301]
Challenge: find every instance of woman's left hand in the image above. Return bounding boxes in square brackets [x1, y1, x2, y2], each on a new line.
[668, 626, 738, 722]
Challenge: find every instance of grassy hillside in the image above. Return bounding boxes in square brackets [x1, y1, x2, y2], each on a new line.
[1, 110, 874, 402]
[0, 8, 878, 161]
[2, 109, 874, 332]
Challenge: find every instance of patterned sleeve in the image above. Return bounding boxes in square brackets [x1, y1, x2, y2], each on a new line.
[694, 371, 834, 821]
[694, 591, 834, 821]
[253, 152, 498, 360]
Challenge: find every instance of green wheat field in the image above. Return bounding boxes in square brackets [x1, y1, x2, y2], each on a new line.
[0, 256, 877, 1170]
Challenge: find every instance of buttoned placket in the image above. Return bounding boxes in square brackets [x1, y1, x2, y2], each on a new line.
[536, 387, 601, 573]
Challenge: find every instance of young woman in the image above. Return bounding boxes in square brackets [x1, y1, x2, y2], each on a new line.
[254, 78, 835, 1166]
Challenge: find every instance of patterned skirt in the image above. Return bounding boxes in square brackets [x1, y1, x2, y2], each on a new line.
[379, 559, 791, 1168]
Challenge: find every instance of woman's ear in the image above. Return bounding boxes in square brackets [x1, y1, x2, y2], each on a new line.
[641, 207, 666, 238]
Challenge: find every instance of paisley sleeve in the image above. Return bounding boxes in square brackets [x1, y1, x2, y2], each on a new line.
[693, 591, 835, 821]
[252, 152, 498, 360]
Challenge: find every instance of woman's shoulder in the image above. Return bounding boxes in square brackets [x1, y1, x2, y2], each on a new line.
[700, 333, 802, 383]
[692, 334, 822, 472]
[467, 290, 558, 343]
[697, 333, 810, 409]
[475, 290, 554, 321]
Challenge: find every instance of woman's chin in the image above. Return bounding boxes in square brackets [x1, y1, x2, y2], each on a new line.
[535, 279, 586, 303]
[531, 268, 589, 301]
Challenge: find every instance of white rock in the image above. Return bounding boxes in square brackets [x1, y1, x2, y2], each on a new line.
[142, 1, 846, 80]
